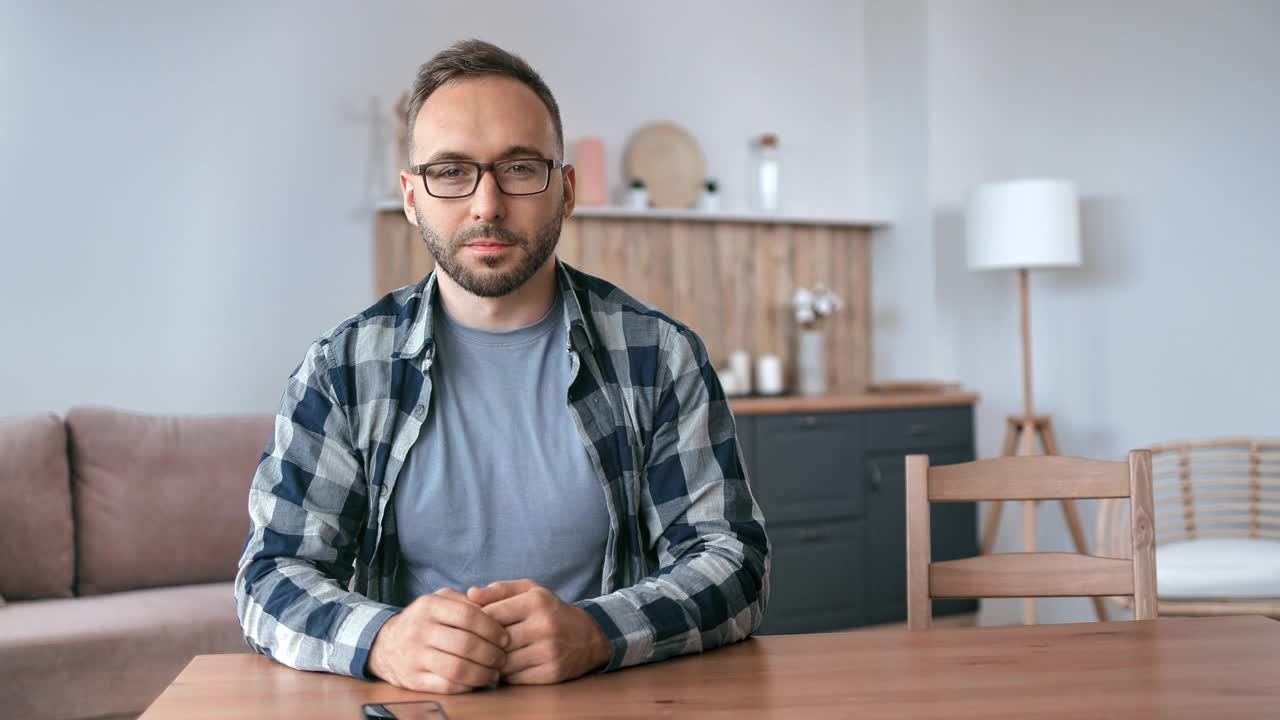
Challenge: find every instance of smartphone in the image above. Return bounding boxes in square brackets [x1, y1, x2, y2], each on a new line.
[361, 700, 449, 719]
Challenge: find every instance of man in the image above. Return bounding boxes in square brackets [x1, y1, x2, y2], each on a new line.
[235, 39, 769, 695]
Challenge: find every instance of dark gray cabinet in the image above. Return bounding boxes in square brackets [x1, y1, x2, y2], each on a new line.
[756, 519, 867, 635]
[740, 403, 977, 634]
[752, 413, 865, 523]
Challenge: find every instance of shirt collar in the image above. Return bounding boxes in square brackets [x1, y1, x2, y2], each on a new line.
[393, 258, 596, 362]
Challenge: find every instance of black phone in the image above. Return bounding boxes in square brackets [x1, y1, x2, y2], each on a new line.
[361, 700, 449, 719]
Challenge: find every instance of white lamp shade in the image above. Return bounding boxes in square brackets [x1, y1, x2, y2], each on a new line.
[966, 179, 1082, 270]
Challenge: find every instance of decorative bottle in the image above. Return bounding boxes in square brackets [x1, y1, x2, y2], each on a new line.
[749, 133, 781, 213]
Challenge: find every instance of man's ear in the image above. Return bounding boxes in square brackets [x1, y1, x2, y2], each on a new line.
[400, 169, 419, 226]
[561, 163, 576, 219]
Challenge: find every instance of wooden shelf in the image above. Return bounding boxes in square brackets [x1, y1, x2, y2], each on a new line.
[374, 200, 888, 228]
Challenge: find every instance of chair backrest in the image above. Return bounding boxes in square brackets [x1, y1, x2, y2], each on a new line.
[906, 452, 1157, 630]
[1100, 439, 1280, 551]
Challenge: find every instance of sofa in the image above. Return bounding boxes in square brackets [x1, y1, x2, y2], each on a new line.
[0, 408, 273, 720]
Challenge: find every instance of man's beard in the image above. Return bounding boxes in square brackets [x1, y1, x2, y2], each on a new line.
[415, 202, 563, 298]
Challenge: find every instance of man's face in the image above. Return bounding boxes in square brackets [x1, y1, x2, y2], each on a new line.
[403, 76, 573, 298]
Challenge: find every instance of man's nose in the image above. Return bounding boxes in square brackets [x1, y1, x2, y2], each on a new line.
[468, 171, 506, 224]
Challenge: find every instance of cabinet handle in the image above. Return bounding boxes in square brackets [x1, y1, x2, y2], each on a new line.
[798, 528, 827, 543]
[908, 423, 932, 436]
[799, 415, 819, 429]
[869, 463, 883, 493]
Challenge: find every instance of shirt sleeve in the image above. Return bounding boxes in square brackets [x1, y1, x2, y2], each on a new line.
[575, 322, 771, 670]
[234, 340, 399, 679]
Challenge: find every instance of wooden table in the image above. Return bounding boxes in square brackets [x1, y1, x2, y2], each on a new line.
[141, 616, 1280, 719]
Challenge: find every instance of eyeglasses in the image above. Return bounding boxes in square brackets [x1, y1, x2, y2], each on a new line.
[409, 158, 563, 199]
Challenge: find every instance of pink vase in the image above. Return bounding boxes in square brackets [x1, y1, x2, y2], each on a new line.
[573, 136, 608, 206]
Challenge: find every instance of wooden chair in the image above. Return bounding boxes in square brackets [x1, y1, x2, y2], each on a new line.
[906, 452, 1157, 629]
[1096, 438, 1280, 619]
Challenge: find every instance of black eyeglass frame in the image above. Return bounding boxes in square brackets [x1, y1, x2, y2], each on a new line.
[408, 158, 564, 198]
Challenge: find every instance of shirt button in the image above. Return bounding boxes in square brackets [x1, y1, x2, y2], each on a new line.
[413, 404, 426, 419]
[380, 483, 391, 497]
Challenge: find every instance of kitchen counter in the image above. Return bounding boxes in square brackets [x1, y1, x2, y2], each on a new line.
[729, 391, 979, 415]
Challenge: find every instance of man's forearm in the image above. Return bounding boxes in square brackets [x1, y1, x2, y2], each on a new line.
[575, 538, 768, 671]
[236, 555, 400, 678]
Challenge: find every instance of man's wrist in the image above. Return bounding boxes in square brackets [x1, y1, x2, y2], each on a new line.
[593, 628, 612, 670]
[365, 610, 401, 681]
[571, 603, 613, 672]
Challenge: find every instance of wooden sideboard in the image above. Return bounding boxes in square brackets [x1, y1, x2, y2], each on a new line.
[374, 206, 884, 393]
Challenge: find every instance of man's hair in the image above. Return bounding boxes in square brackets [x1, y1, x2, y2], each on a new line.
[406, 39, 564, 163]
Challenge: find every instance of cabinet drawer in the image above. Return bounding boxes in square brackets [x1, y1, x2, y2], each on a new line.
[865, 407, 972, 451]
[752, 412, 863, 523]
[756, 518, 866, 635]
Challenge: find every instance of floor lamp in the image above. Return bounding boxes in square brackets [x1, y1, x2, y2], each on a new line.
[966, 179, 1105, 623]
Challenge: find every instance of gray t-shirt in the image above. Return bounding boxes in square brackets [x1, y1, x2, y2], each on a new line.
[391, 290, 610, 605]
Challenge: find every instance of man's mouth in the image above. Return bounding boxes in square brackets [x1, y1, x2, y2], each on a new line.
[464, 239, 516, 254]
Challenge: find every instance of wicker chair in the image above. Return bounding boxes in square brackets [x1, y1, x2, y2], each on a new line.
[1097, 438, 1280, 618]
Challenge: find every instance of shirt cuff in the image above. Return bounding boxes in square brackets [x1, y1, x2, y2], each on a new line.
[575, 594, 651, 672]
[334, 601, 402, 680]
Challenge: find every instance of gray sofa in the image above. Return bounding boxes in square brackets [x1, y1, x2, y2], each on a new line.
[0, 408, 273, 720]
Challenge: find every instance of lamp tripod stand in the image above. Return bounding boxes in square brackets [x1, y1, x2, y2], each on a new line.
[977, 269, 1108, 623]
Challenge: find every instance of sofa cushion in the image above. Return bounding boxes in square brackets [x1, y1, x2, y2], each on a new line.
[0, 581, 249, 720]
[67, 408, 274, 595]
[0, 413, 74, 600]
[1157, 537, 1280, 599]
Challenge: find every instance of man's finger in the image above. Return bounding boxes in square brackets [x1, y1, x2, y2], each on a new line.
[499, 642, 546, 677]
[405, 671, 474, 695]
[420, 647, 500, 689]
[479, 591, 539, 627]
[433, 587, 476, 605]
[467, 579, 538, 606]
[424, 592, 511, 649]
[423, 623, 507, 669]
[494, 616, 541, 652]
[504, 661, 558, 686]
[404, 587, 477, 621]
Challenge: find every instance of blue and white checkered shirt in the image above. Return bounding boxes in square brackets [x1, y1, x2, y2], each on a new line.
[235, 260, 770, 678]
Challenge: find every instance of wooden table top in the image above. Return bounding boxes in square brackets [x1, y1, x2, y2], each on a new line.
[141, 616, 1279, 719]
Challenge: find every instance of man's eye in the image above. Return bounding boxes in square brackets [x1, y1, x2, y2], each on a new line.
[504, 164, 533, 175]
[429, 165, 468, 179]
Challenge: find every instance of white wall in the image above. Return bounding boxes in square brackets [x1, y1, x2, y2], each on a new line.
[866, 0, 1280, 624]
[864, 0, 935, 380]
[0, 0, 869, 417]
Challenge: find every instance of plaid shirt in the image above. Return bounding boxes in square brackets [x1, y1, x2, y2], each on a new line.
[235, 260, 770, 679]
